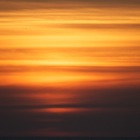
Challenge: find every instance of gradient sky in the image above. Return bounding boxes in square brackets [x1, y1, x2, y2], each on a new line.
[0, 0, 140, 137]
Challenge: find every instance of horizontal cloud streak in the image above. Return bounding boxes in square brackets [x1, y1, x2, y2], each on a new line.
[0, 84, 140, 107]
[0, 0, 140, 12]
[0, 47, 140, 68]
[0, 65, 140, 73]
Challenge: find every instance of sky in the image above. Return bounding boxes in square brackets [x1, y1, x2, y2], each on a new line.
[0, 0, 140, 137]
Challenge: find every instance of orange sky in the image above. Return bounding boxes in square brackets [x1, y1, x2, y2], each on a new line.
[0, 1, 140, 69]
[0, 0, 140, 137]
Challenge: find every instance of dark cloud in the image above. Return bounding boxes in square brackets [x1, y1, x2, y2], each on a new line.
[0, 65, 140, 73]
[0, 0, 140, 12]
[2, 0, 140, 5]
[56, 24, 140, 30]
[0, 83, 140, 136]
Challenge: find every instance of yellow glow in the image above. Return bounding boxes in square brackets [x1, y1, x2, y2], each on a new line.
[0, 1, 140, 88]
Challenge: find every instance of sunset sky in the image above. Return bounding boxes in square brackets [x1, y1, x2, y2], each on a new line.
[0, 0, 140, 137]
